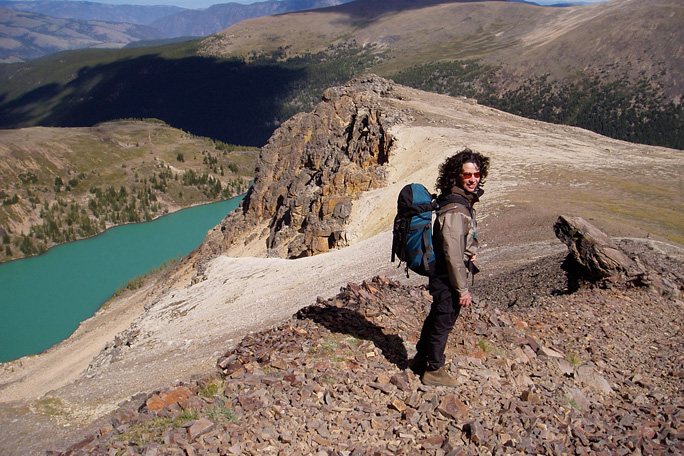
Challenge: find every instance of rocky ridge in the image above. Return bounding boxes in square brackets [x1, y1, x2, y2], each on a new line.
[54, 240, 684, 456]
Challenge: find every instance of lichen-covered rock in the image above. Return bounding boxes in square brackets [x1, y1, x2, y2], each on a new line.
[201, 75, 403, 260]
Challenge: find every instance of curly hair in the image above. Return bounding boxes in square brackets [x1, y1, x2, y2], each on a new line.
[435, 147, 490, 195]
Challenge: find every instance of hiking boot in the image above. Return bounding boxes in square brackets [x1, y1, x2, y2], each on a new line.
[407, 354, 427, 376]
[422, 366, 459, 387]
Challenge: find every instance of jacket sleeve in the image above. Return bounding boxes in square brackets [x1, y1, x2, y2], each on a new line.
[439, 211, 471, 296]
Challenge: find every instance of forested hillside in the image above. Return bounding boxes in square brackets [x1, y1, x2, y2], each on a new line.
[0, 120, 257, 262]
[392, 62, 684, 150]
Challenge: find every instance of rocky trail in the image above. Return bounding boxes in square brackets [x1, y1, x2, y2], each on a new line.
[54, 240, 684, 456]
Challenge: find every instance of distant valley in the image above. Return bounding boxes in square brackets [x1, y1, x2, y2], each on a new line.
[1, 0, 681, 149]
[0, 7, 165, 63]
[0, 0, 355, 62]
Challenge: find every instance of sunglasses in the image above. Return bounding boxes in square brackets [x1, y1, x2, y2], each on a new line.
[461, 172, 481, 179]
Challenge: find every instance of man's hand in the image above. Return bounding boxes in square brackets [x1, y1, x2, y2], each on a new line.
[459, 291, 472, 307]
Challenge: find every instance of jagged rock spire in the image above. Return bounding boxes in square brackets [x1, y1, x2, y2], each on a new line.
[204, 75, 404, 259]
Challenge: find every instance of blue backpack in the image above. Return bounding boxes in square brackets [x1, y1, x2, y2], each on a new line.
[391, 183, 437, 277]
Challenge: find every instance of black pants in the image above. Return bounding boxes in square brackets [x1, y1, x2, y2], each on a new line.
[416, 275, 461, 371]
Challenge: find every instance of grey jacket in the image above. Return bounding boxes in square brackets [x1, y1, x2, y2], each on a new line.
[432, 187, 480, 296]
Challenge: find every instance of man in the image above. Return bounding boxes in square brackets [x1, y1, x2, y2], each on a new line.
[410, 147, 490, 387]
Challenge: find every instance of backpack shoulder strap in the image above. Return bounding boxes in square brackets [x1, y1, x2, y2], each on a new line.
[437, 202, 469, 216]
[436, 194, 472, 218]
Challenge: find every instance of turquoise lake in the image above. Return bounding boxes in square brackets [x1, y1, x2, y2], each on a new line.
[0, 195, 242, 363]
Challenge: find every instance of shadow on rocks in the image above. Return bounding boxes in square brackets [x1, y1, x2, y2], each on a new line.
[476, 252, 570, 308]
[297, 305, 409, 370]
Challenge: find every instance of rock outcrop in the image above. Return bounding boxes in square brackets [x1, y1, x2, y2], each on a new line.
[554, 216, 680, 297]
[200, 75, 403, 262]
[554, 216, 647, 284]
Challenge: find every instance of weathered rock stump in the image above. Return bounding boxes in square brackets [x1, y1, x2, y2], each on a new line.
[554, 216, 682, 296]
[553, 215, 644, 284]
[553, 215, 670, 294]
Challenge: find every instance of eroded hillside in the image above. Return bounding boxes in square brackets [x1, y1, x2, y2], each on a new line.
[201, 0, 683, 102]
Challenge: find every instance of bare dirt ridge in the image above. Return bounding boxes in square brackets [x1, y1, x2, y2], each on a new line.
[0, 77, 682, 455]
[201, 0, 684, 101]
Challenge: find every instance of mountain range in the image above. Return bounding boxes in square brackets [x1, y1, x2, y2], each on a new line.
[1, 0, 682, 150]
[199, 0, 682, 100]
[0, 6, 165, 63]
[0, 0, 355, 62]
[0, 0, 611, 63]
[0, 0, 184, 24]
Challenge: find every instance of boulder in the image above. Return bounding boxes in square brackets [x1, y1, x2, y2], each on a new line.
[553, 215, 646, 286]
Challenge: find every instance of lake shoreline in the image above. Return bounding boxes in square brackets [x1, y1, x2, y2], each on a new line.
[0, 190, 248, 266]
[0, 195, 244, 363]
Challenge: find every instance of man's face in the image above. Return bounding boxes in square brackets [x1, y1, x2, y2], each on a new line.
[456, 162, 481, 194]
